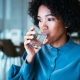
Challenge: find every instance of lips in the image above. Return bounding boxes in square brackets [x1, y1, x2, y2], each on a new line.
[41, 30, 49, 36]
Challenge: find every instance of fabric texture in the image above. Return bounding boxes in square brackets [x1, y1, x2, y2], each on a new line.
[7, 37, 80, 80]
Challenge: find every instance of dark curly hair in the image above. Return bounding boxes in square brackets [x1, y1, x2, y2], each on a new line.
[28, 0, 80, 33]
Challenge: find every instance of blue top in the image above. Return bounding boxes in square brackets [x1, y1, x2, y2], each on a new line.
[7, 37, 80, 80]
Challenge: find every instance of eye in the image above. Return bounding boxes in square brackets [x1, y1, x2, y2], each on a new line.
[48, 18, 55, 21]
[38, 19, 42, 22]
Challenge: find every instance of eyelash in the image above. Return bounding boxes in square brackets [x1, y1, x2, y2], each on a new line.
[48, 18, 55, 21]
[38, 19, 42, 22]
[38, 18, 55, 22]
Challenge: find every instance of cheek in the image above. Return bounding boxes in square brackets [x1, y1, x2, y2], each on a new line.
[48, 23, 59, 33]
[48, 23, 65, 36]
[38, 23, 42, 31]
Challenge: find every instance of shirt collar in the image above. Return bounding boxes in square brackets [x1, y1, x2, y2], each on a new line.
[47, 36, 75, 52]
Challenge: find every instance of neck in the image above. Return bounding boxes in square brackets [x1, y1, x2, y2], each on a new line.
[51, 34, 68, 48]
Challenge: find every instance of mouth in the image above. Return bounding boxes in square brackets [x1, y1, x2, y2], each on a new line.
[41, 29, 49, 35]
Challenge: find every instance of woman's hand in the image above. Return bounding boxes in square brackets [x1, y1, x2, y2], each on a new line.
[24, 27, 37, 63]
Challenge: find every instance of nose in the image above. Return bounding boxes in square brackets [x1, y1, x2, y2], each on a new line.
[40, 21, 48, 31]
[39, 22, 48, 35]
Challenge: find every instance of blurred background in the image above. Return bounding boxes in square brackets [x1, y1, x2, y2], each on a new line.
[0, 0, 34, 80]
[0, 0, 80, 80]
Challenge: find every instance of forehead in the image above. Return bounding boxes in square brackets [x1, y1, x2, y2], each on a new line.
[38, 5, 52, 16]
[37, 5, 61, 20]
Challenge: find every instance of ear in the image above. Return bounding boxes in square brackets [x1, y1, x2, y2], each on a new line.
[65, 26, 69, 28]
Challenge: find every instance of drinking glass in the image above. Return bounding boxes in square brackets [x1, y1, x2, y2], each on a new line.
[29, 27, 48, 52]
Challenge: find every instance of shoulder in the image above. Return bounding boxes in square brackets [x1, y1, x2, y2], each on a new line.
[73, 42, 80, 50]
[70, 41, 80, 59]
[68, 36, 80, 51]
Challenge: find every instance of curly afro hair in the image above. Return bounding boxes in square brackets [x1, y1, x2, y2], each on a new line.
[28, 0, 80, 33]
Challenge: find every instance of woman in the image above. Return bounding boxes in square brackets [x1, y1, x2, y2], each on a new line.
[7, 0, 80, 80]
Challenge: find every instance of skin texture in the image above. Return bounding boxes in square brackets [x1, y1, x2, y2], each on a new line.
[37, 5, 67, 48]
[24, 5, 67, 63]
[28, 0, 80, 33]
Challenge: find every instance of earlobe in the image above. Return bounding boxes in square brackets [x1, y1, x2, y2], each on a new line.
[65, 26, 69, 28]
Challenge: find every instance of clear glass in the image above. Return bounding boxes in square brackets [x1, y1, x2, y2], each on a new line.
[29, 27, 48, 52]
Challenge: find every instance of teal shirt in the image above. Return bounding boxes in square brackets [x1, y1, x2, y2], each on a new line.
[7, 37, 80, 80]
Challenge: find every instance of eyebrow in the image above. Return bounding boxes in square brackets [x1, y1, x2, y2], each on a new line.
[45, 14, 53, 17]
[37, 14, 53, 18]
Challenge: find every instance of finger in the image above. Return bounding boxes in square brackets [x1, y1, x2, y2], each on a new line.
[24, 39, 31, 44]
[24, 40, 33, 50]
[29, 26, 35, 31]
[26, 30, 36, 36]
[24, 35, 34, 41]
[24, 41, 30, 49]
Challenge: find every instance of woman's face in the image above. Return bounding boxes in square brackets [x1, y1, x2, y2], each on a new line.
[37, 5, 67, 47]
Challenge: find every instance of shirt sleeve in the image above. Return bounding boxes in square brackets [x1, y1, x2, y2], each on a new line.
[6, 51, 35, 80]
